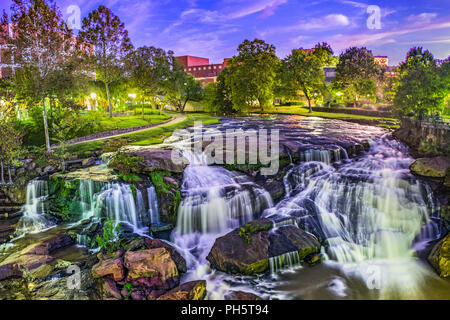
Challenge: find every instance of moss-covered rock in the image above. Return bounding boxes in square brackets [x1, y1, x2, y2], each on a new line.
[428, 233, 450, 279]
[206, 218, 320, 275]
[410, 156, 450, 178]
[156, 280, 206, 300]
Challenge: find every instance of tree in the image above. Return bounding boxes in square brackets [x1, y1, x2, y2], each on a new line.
[204, 67, 234, 115]
[161, 60, 203, 113]
[334, 47, 381, 107]
[7, 0, 74, 152]
[127, 46, 173, 119]
[227, 39, 279, 113]
[0, 79, 23, 183]
[393, 48, 447, 118]
[282, 43, 333, 112]
[78, 5, 133, 118]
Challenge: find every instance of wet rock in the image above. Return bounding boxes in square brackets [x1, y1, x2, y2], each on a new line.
[124, 247, 179, 290]
[144, 238, 187, 273]
[156, 280, 206, 300]
[410, 156, 450, 178]
[163, 176, 179, 187]
[428, 233, 450, 278]
[0, 234, 74, 281]
[92, 257, 125, 282]
[44, 166, 56, 174]
[102, 278, 122, 299]
[224, 290, 262, 300]
[207, 219, 320, 275]
[135, 149, 188, 173]
[82, 157, 96, 167]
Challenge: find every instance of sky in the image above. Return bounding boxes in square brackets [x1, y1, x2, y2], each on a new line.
[1, 0, 449, 65]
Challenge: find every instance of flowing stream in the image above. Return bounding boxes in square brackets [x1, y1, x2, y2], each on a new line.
[11, 116, 450, 300]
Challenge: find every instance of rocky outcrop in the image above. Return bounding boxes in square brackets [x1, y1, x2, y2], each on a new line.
[91, 236, 188, 300]
[124, 248, 179, 289]
[224, 290, 262, 300]
[156, 280, 206, 300]
[0, 190, 23, 244]
[207, 218, 320, 275]
[0, 234, 73, 281]
[410, 157, 450, 178]
[428, 233, 450, 279]
[132, 148, 188, 173]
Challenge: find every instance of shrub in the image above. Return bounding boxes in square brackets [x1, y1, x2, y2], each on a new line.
[96, 217, 122, 257]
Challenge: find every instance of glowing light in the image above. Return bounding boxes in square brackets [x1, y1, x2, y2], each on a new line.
[90, 92, 97, 99]
[336, 92, 343, 97]
[128, 93, 137, 99]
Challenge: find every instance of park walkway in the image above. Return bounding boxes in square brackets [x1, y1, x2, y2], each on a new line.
[51, 113, 187, 149]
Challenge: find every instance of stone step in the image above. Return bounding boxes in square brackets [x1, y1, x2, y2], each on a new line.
[0, 211, 22, 220]
[0, 206, 22, 213]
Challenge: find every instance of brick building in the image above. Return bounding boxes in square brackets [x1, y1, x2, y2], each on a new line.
[176, 55, 230, 85]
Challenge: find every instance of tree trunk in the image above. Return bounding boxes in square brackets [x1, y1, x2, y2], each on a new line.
[105, 82, 113, 118]
[7, 166, 12, 184]
[354, 95, 358, 108]
[142, 102, 145, 120]
[42, 93, 51, 152]
[49, 98, 54, 130]
[0, 161, 4, 185]
[308, 99, 312, 113]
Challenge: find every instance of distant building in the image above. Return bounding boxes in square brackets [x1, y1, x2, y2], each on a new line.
[374, 56, 389, 67]
[176, 55, 230, 85]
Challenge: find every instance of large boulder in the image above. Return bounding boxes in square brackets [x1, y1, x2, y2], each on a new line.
[207, 219, 320, 275]
[156, 280, 206, 300]
[410, 156, 450, 178]
[428, 233, 450, 279]
[224, 291, 262, 300]
[124, 247, 179, 290]
[92, 256, 125, 282]
[137, 149, 188, 173]
[0, 234, 73, 281]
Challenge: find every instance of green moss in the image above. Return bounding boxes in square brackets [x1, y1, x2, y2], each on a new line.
[245, 259, 269, 275]
[149, 170, 172, 194]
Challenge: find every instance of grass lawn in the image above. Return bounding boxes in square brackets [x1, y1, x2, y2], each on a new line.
[94, 107, 171, 131]
[66, 112, 220, 157]
[272, 106, 399, 128]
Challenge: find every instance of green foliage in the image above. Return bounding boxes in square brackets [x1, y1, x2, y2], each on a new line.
[103, 138, 129, 153]
[394, 48, 449, 118]
[227, 39, 280, 113]
[418, 138, 439, 156]
[161, 61, 204, 113]
[280, 43, 333, 112]
[96, 217, 122, 256]
[203, 68, 235, 115]
[108, 151, 144, 176]
[334, 47, 381, 107]
[149, 170, 172, 194]
[238, 221, 272, 245]
[77, 5, 134, 117]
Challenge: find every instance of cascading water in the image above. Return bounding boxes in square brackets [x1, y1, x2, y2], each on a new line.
[147, 185, 161, 227]
[16, 180, 54, 234]
[270, 135, 449, 299]
[77, 179, 151, 232]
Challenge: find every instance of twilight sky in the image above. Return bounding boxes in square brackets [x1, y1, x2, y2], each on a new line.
[1, 0, 449, 65]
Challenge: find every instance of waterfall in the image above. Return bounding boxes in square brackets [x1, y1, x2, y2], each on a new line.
[274, 136, 443, 296]
[269, 251, 301, 274]
[16, 180, 53, 234]
[147, 185, 160, 226]
[78, 180, 151, 232]
[175, 165, 273, 235]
